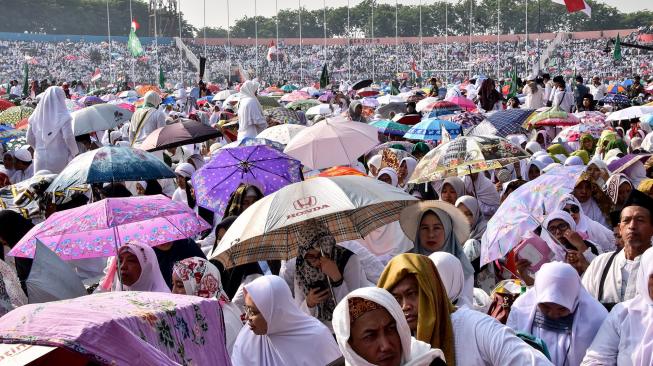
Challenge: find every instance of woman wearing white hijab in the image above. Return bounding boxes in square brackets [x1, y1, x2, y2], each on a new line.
[129, 91, 166, 147]
[581, 247, 653, 366]
[333, 287, 445, 366]
[398, 157, 418, 190]
[429, 252, 473, 308]
[237, 80, 267, 141]
[540, 210, 599, 265]
[26, 86, 78, 174]
[462, 173, 501, 218]
[556, 194, 615, 253]
[377, 167, 399, 187]
[98, 242, 171, 293]
[231, 275, 341, 366]
[367, 155, 382, 177]
[508, 262, 607, 366]
[437, 176, 466, 204]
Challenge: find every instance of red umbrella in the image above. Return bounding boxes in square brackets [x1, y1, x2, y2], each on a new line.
[0, 99, 15, 112]
[357, 87, 380, 97]
[394, 114, 422, 125]
[15, 117, 29, 130]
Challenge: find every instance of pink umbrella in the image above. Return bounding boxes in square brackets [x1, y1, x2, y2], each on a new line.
[447, 96, 477, 112]
[9, 195, 210, 260]
[280, 90, 310, 103]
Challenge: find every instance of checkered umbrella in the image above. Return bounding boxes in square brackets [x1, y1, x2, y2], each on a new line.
[466, 114, 529, 137]
[409, 135, 530, 183]
[485, 109, 536, 132]
[210, 175, 418, 268]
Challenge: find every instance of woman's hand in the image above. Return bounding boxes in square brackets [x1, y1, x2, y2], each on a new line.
[306, 288, 330, 308]
[566, 250, 590, 274]
[320, 257, 343, 283]
[515, 259, 534, 286]
[563, 230, 588, 252]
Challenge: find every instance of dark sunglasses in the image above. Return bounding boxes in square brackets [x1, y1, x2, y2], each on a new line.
[563, 206, 580, 214]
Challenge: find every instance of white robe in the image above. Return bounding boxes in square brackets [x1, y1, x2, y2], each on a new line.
[27, 122, 78, 174]
[581, 250, 643, 304]
[129, 107, 166, 147]
[10, 165, 33, 183]
[451, 307, 554, 366]
[237, 97, 267, 141]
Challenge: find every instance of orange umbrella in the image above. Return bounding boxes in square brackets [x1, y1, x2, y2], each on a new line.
[317, 166, 366, 178]
[135, 85, 162, 97]
[15, 117, 29, 130]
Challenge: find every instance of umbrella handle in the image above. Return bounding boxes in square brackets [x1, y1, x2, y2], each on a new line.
[319, 246, 337, 305]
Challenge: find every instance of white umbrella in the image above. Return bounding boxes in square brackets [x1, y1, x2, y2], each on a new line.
[210, 175, 417, 267]
[305, 103, 336, 117]
[215, 89, 236, 101]
[71, 104, 133, 136]
[223, 93, 242, 106]
[26, 240, 86, 304]
[416, 97, 439, 112]
[301, 86, 319, 95]
[284, 116, 379, 169]
[256, 124, 306, 145]
[377, 94, 405, 105]
[118, 90, 138, 98]
[606, 106, 653, 121]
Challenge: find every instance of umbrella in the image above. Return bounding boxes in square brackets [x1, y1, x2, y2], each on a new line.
[301, 86, 320, 96]
[403, 118, 462, 142]
[280, 90, 310, 103]
[139, 119, 221, 152]
[352, 79, 373, 90]
[263, 107, 300, 125]
[365, 141, 417, 159]
[445, 112, 486, 130]
[415, 97, 439, 112]
[46, 146, 175, 193]
[377, 102, 407, 118]
[3, 135, 26, 151]
[281, 84, 298, 92]
[210, 176, 417, 267]
[480, 165, 585, 265]
[606, 84, 626, 94]
[357, 87, 380, 98]
[573, 111, 607, 127]
[377, 95, 405, 105]
[467, 117, 528, 137]
[621, 79, 634, 87]
[192, 145, 302, 214]
[256, 124, 306, 145]
[78, 95, 105, 107]
[222, 92, 240, 105]
[318, 91, 334, 103]
[26, 240, 86, 303]
[606, 105, 653, 122]
[642, 114, 653, 125]
[409, 135, 530, 184]
[71, 104, 133, 136]
[316, 166, 366, 178]
[135, 85, 161, 96]
[362, 97, 379, 108]
[215, 89, 236, 101]
[0, 125, 25, 143]
[284, 116, 379, 169]
[286, 99, 320, 111]
[0, 106, 33, 127]
[118, 90, 138, 98]
[369, 120, 411, 136]
[237, 137, 286, 152]
[305, 103, 335, 117]
[607, 154, 651, 174]
[393, 114, 422, 125]
[9, 195, 210, 260]
[257, 96, 281, 110]
[600, 94, 630, 107]
[422, 100, 462, 114]
[525, 107, 579, 127]
[447, 96, 476, 111]
[553, 124, 605, 142]
[0, 99, 15, 111]
[485, 109, 536, 131]
[64, 98, 82, 112]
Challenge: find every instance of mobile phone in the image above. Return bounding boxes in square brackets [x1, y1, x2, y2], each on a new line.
[310, 279, 329, 292]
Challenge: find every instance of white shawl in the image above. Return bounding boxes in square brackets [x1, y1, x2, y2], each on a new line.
[237, 80, 267, 135]
[28, 86, 72, 147]
[630, 247, 653, 365]
[333, 287, 445, 366]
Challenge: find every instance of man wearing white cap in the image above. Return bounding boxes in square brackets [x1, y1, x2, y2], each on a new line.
[523, 75, 545, 109]
[172, 163, 195, 205]
[11, 148, 34, 183]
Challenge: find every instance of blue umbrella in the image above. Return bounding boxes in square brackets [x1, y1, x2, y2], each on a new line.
[162, 96, 176, 105]
[0, 125, 25, 143]
[600, 94, 631, 107]
[621, 79, 634, 87]
[403, 118, 462, 142]
[46, 146, 176, 193]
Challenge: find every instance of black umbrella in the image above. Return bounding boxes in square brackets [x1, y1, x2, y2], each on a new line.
[377, 102, 407, 119]
[352, 79, 373, 91]
[140, 119, 221, 152]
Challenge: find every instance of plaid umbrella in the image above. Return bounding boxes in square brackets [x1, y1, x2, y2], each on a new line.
[554, 124, 604, 142]
[403, 118, 462, 142]
[286, 99, 320, 111]
[524, 107, 579, 127]
[409, 135, 530, 183]
[210, 176, 417, 268]
[369, 120, 411, 136]
[467, 116, 528, 137]
[263, 107, 300, 125]
[600, 94, 631, 107]
[0, 106, 33, 127]
[257, 96, 281, 110]
[192, 145, 303, 215]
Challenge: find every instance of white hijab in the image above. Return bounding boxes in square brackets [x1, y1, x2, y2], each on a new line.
[541, 210, 577, 261]
[28, 86, 72, 147]
[237, 80, 266, 129]
[507, 262, 607, 366]
[631, 247, 653, 365]
[333, 287, 445, 366]
[557, 194, 615, 253]
[399, 157, 418, 188]
[231, 275, 341, 366]
[367, 155, 382, 177]
[428, 252, 469, 307]
[377, 167, 399, 187]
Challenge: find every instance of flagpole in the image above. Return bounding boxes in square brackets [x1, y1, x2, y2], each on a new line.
[395, 0, 398, 75]
[177, 0, 184, 85]
[203, 0, 207, 60]
[445, 0, 448, 81]
[154, 0, 160, 85]
[227, 0, 231, 83]
[371, 0, 375, 83]
[129, 0, 135, 83]
[419, 0, 423, 75]
[525, 0, 529, 74]
[276, 0, 280, 83]
[469, 0, 473, 78]
[299, 0, 303, 85]
[537, 0, 541, 71]
[255, 0, 258, 80]
[496, 0, 500, 79]
[347, 0, 351, 82]
[323, 0, 327, 71]
[106, 0, 113, 84]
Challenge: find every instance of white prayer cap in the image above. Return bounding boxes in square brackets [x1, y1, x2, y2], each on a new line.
[175, 163, 195, 178]
[13, 149, 32, 163]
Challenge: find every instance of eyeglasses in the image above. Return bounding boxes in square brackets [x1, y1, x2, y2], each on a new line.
[547, 222, 570, 234]
[303, 253, 322, 264]
[563, 206, 580, 214]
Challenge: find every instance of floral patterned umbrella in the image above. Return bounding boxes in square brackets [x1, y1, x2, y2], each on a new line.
[286, 99, 320, 111]
[9, 195, 210, 260]
[573, 111, 607, 127]
[524, 106, 580, 127]
[263, 107, 301, 125]
[408, 135, 530, 183]
[192, 145, 303, 215]
[600, 94, 631, 107]
[46, 146, 175, 193]
[443, 112, 486, 130]
[0, 106, 33, 127]
[554, 124, 604, 142]
[256, 124, 306, 145]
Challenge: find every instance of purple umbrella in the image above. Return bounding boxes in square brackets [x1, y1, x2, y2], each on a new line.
[192, 145, 303, 215]
[318, 91, 334, 103]
[78, 95, 105, 107]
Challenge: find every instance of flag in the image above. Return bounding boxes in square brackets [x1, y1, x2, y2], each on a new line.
[21, 62, 28, 97]
[159, 66, 165, 88]
[551, 0, 591, 17]
[390, 80, 400, 96]
[507, 63, 518, 99]
[127, 20, 144, 57]
[91, 68, 102, 82]
[613, 34, 622, 61]
[319, 63, 329, 89]
[441, 124, 451, 144]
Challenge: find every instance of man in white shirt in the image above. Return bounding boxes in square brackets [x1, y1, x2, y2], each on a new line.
[10, 148, 34, 183]
[9, 81, 21, 98]
[549, 76, 574, 112]
[589, 76, 607, 101]
[581, 189, 653, 310]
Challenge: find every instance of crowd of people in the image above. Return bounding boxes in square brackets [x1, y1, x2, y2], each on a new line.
[1, 24, 653, 366]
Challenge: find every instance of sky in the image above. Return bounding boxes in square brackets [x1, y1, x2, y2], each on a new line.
[179, 0, 653, 30]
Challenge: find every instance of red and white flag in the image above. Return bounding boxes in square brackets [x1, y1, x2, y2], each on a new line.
[91, 68, 102, 82]
[131, 19, 140, 31]
[551, 0, 591, 17]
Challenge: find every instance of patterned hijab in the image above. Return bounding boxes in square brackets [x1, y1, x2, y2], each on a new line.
[295, 221, 352, 322]
[172, 257, 230, 304]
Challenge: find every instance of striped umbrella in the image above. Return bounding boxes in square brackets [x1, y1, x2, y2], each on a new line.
[525, 107, 580, 127]
[403, 118, 462, 142]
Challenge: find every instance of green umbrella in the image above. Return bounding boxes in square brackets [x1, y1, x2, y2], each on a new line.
[0, 106, 34, 127]
[257, 96, 281, 110]
[369, 120, 411, 136]
[281, 85, 298, 92]
[286, 99, 320, 111]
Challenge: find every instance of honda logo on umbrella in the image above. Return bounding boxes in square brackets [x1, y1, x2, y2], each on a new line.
[293, 196, 317, 211]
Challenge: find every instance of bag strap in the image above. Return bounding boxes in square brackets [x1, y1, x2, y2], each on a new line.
[598, 248, 621, 302]
[130, 109, 153, 147]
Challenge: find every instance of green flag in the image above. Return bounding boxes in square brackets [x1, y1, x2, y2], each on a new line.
[613, 34, 622, 61]
[319, 63, 329, 89]
[507, 63, 518, 99]
[127, 24, 144, 57]
[390, 80, 400, 96]
[159, 66, 165, 89]
[21, 63, 28, 97]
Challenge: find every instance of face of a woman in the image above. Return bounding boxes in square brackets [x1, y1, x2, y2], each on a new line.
[582, 138, 593, 150]
[378, 173, 392, 185]
[617, 182, 632, 205]
[573, 180, 592, 203]
[440, 183, 458, 205]
[547, 218, 570, 243]
[586, 164, 600, 181]
[563, 204, 581, 224]
[457, 203, 474, 225]
[418, 212, 445, 252]
[537, 302, 571, 320]
[118, 251, 142, 287]
[136, 184, 146, 196]
[245, 292, 268, 335]
[303, 248, 322, 269]
[171, 272, 186, 295]
[176, 175, 187, 189]
[528, 165, 540, 181]
[398, 162, 408, 180]
[242, 190, 260, 211]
